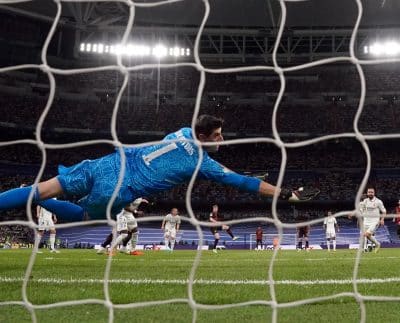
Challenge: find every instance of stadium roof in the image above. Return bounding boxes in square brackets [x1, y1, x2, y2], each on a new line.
[0, 0, 399, 29]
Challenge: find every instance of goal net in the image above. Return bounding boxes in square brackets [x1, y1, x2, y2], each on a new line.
[1, 0, 400, 322]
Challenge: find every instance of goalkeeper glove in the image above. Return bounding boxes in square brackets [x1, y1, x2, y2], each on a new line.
[254, 172, 269, 181]
[280, 187, 320, 201]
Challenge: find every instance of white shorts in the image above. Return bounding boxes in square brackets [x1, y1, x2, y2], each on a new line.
[164, 228, 177, 239]
[326, 230, 336, 239]
[117, 213, 137, 232]
[363, 221, 379, 235]
[38, 215, 55, 231]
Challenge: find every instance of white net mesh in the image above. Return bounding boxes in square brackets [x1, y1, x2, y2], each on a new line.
[1, 0, 400, 322]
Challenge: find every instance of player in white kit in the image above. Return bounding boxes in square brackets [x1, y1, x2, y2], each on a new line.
[36, 199, 59, 253]
[161, 208, 181, 251]
[359, 188, 386, 253]
[97, 198, 148, 254]
[323, 211, 339, 252]
[114, 203, 139, 253]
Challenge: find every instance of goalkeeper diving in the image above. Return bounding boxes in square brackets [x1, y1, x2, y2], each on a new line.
[0, 115, 319, 221]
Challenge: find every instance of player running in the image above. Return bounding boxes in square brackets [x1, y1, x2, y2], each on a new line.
[209, 204, 238, 253]
[323, 211, 339, 252]
[97, 198, 148, 255]
[0, 115, 319, 221]
[161, 208, 181, 252]
[359, 187, 386, 253]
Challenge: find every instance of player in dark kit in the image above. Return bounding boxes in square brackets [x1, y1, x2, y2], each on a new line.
[209, 204, 238, 253]
[255, 226, 264, 250]
[297, 225, 310, 251]
[393, 200, 400, 238]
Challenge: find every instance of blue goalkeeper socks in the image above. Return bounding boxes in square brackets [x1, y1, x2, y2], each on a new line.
[0, 186, 85, 222]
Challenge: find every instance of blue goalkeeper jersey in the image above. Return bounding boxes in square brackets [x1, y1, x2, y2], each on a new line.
[58, 127, 261, 218]
[124, 127, 261, 197]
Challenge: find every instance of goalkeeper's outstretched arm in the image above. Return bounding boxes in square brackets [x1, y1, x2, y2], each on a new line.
[199, 157, 319, 202]
[258, 181, 319, 202]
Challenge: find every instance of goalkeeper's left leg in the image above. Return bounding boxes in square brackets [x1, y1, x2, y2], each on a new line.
[0, 180, 84, 222]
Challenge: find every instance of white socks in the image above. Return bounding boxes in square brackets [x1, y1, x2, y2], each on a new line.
[50, 233, 56, 250]
[112, 233, 128, 249]
[131, 232, 138, 250]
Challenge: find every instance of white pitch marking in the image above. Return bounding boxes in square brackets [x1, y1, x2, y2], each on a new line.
[1, 276, 400, 286]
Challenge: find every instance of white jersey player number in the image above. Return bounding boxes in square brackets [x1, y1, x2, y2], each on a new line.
[142, 143, 178, 166]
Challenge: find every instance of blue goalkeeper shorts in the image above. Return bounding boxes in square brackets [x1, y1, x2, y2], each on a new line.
[57, 153, 135, 219]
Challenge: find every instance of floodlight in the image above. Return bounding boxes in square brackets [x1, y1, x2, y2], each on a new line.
[384, 41, 400, 55]
[153, 44, 167, 58]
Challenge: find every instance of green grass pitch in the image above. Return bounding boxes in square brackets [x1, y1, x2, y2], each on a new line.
[0, 248, 399, 323]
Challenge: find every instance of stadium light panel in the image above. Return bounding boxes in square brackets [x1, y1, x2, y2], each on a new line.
[172, 47, 180, 57]
[126, 44, 135, 56]
[152, 44, 168, 58]
[135, 45, 151, 56]
[384, 41, 400, 55]
[370, 43, 384, 55]
[367, 41, 400, 56]
[80, 42, 190, 58]
[115, 45, 123, 55]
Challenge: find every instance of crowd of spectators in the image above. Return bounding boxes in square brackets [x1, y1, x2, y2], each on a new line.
[1, 94, 399, 136]
[0, 139, 398, 171]
[1, 64, 400, 136]
[27, 64, 400, 95]
[0, 225, 34, 246]
[2, 61, 400, 226]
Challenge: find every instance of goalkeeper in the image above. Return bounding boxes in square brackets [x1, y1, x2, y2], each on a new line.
[0, 115, 319, 221]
